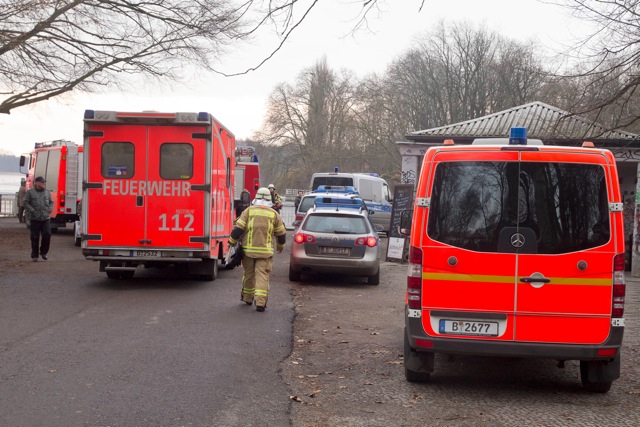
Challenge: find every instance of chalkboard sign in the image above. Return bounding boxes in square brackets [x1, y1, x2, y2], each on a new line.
[386, 184, 414, 262]
[388, 184, 414, 239]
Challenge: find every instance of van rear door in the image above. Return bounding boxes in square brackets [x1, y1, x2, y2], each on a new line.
[514, 151, 617, 344]
[420, 150, 520, 342]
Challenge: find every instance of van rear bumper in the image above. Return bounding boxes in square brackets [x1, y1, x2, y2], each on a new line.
[405, 316, 624, 361]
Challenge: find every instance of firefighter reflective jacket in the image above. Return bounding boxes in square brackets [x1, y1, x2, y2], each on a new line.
[229, 205, 286, 258]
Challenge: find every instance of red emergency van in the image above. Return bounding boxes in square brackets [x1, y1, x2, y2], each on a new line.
[19, 140, 83, 232]
[81, 110, 235, 280]
[403, 129, 625, 393]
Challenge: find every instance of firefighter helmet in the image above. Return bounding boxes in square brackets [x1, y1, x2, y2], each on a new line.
[255, 187, 271, 200]
[268, 184, 275, 189]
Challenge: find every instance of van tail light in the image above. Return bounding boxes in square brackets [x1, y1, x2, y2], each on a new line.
[407, 245, 423, 310]
[294, 233, 316, 244]
[612, 254, 626, 318]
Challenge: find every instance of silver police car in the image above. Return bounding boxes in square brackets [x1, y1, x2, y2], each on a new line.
[289, 204, 381, 285]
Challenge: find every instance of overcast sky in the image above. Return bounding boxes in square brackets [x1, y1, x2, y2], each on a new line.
[0, 0, 585, 157]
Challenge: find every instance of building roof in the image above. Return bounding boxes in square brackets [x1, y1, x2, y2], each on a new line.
[406, 101, 640, 147]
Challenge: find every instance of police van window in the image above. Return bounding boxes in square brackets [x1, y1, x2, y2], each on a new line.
[427, 161, 608, 254]
[160, 143, 193, 180]
[101, 142, 135, 178]
[312, 177, 353, 190]
[359, 180, 374, 201]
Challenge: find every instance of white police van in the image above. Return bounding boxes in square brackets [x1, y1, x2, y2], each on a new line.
[310, 171, 392, 233]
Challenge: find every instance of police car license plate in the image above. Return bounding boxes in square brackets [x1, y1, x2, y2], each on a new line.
[439, 319, 498, 337]
[133, 250, 159, 257]
[320, 246, 350, 255]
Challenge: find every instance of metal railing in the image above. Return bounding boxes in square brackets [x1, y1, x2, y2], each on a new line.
[0, 194, 17, 217]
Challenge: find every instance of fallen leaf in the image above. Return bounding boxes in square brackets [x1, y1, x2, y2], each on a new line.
[289, 395, 303, 403]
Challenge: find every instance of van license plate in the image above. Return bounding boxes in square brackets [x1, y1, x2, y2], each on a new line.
[320, 247, 350, 255]
[133, 250, 159, 257]
[439, 320, 498, 337]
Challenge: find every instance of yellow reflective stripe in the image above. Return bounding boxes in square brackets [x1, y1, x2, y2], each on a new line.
[423, 273, 513, 283]
[250, 209, 276, 219]
[236, 218, 247, 228]
[243, 287, 255, 294]
[423, 272, 611, 286]
[243, 246, 275, 255]
[255, 290, 268, 297]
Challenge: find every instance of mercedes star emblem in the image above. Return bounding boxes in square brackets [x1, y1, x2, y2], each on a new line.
[510, 233, 525, 248]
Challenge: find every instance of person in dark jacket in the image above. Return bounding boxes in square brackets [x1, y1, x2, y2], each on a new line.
[23, 176, 54, 261]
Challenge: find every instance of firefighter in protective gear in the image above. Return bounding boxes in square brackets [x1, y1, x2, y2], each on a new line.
[228, 187, 287, 311]
[268, 183, 283, 213]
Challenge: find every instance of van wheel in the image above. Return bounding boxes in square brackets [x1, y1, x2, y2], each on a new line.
[580, 360, 613, 393]
[368, 270, 380, 285]
[404, 332, 431, 383]
[289, 266, 301, 282]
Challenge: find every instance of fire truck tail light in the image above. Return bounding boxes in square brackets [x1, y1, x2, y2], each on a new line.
[407, 246, 423, 310]
[612, 254, 626, 318]
[59, 194, 65, 207]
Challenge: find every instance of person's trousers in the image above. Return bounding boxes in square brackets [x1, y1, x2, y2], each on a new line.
[29, 219, 51, 258]
[241, 256, 273, 307]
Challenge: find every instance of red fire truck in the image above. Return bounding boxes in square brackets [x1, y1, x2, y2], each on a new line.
[81, 110, 235, 280]
[19, 140, 83, 232]
[234, 146, 260, 216]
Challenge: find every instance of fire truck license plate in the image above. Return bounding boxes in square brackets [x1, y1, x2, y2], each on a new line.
[133, 250, 159, 257]
[439, 320, 498, 337]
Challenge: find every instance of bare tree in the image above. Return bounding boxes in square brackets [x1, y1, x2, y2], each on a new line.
[0, 0, 417, 115]
[550, 0, 640, 129]
[259, 58, 359, 185]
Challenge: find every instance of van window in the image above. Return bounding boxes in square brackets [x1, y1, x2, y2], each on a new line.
[427, 161, 609, 254]
[312, 177, 353, 190]
[102, 142, 135, 178]
[160, 143, 193, 180]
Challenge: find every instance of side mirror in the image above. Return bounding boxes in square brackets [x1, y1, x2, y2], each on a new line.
[374, 224, 384, 233]
[292, 220, 301, 227]
[368, 209, 375, 215]
[399, 209, 413, 236]
[19, 155, 26, 167]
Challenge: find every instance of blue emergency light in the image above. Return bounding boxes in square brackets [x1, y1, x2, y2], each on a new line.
[509, 127, 527, 145]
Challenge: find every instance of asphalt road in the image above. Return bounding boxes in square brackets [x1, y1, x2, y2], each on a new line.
[0, 219, 295, 427]
[2, 217, 640, 427]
